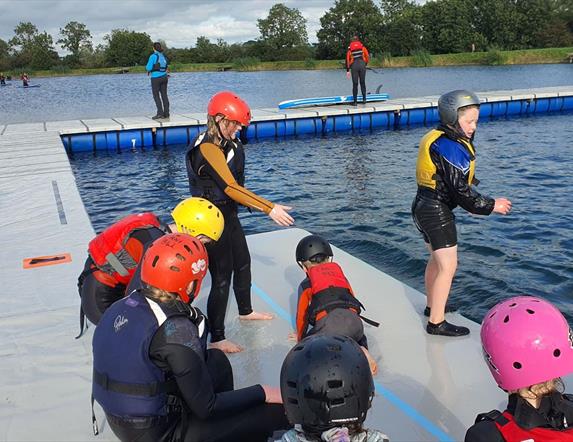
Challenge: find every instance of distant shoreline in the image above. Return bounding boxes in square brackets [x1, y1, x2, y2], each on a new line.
[5, 46, 572, 79]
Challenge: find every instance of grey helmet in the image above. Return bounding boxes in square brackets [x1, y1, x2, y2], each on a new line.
[438, 90, 480, 126]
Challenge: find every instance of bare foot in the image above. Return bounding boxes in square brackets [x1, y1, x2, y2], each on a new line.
[361, 346, 378, 375]
[210, 339, 243, 353]
[287, 332, 298, 341]
[239, 311, 274, 321]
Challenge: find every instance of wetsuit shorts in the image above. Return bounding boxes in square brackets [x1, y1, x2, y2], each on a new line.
[309, 308, 366, 347]
[412, 192, 457, 250]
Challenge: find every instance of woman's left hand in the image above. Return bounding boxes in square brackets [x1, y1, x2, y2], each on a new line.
[269, 204, 294, 226]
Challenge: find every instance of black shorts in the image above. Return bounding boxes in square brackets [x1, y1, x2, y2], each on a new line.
[412, 193, 457, 250]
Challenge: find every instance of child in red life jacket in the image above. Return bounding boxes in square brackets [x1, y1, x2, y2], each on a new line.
[294, 234, 378, 375]
[465, 296, 573, 442]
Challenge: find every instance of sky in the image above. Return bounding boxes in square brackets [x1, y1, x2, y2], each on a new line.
[0, 0, 345, 51]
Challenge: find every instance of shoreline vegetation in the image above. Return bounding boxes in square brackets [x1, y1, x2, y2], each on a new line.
[6, 47, 573, 79]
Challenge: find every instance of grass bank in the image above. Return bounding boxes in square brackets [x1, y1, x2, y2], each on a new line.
[7, 46, 573, 78]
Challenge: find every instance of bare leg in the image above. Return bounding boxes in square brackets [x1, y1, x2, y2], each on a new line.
[426, 246, 458, 324]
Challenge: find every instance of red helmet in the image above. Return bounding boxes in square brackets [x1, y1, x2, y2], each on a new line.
[207, 91, 251, 126]
[141, 233, 209, 303]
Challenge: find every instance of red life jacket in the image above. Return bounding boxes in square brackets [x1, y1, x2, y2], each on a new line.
[88, 213, 161, 285]
[492, 410, 573, 441]
[296, 262, 364, 340]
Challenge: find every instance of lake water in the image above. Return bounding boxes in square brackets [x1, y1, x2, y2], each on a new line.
[1, 64, 572, 124]
[5, 64, 571, 324]
[69, 109, 573, 325]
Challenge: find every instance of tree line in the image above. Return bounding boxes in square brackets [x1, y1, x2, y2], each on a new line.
[1, 0, 572, 72]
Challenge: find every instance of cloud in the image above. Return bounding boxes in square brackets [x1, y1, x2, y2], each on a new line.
[0, 0, 332, 49]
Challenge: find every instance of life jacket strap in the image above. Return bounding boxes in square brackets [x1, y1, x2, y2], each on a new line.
[93, 369, 175, 397]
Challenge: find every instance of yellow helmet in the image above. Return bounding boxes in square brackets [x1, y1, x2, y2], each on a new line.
[171, 197, 224, 241]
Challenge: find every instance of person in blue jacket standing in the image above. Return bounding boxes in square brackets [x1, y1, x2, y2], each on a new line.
[146, 41, 170, 120]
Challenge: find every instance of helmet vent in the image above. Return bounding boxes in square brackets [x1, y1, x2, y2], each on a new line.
[175, 253, 185, 261]
[331, 398, 345, 405]
[287, 381, 297, 388]
[183, 244, 192, 253]
[489, 312, 497, 318]
[513, 362, 522, 369]
[526, 309, 535, 314]
[288, 398, 298, 405]
[152, 255, 159, 267]
[327, 380, 343, 388]
[503, 315, 510, 323]
[294, 346, 304, 352]
[169, 266, 180, 272]
[554, 349, 561, 357]
[509, 303, 517, 307]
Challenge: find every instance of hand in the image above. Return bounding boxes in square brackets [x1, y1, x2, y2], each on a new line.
[262, 385, 283, 404]
[287, 332, 298, 341]
[493, 198, 512, 215]
[269, 204, 294, 226]
[346, 71, 351, 79]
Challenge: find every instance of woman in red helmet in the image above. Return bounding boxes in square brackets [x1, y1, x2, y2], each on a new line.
[186, 91, 294, 353]
[92, 233, 289, 442]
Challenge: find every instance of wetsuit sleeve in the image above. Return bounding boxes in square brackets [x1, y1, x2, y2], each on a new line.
[432, 149, 495, 215]
[346, 50, 352, 71]
[464, 421, 504, 442]
[198, 142, 275, 214]
[150, 317, 266, 419]
[363, 47, 369, 64]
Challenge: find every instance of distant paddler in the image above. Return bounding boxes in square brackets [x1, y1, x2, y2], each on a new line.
[345, 35, 370, 106]
[21, 72, 30, 87]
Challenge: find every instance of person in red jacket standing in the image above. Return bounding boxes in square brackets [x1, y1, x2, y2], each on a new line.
[346, 36, 370, 106]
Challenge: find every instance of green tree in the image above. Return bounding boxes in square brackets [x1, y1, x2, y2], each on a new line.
[57, 21, 92, 66]
[104, 29, 152, 66]
[473, 0, 522, 50]
[380, 0, 423, 56]
[316, 0, 383, 59]
[420, 0, 486, 53]
[0, 38, 10, 71]
[257, 3, 309, 50]
[9, 22, 59, 69]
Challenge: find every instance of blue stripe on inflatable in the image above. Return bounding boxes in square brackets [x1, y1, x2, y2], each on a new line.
[279, 94, 390, 109]
[252, 282, 455, 442]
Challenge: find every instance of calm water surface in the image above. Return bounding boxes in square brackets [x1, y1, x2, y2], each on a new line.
[2, 64, 572, 124]
[70, 112, 573, 324]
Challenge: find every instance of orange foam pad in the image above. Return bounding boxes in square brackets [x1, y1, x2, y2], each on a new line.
[23, 253, 72, 269]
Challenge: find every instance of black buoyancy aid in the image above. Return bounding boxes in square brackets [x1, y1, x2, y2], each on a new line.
[151, 52, 168, 72]
[480, 409, 573, 441]
[306, 262, 364, 327]
[188, 133, 245, 205]
[92, 290, 207, 419]
[88, 213, 161, 286]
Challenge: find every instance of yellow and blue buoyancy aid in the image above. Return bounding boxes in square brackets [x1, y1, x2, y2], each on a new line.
[416, 129, 476, 190]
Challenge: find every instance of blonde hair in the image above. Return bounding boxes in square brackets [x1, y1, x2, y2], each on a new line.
[144, 285, 179, 304]
[515, 378, 564, 400]
[207, 114, 223, 145]
[458, 104, 480, 117]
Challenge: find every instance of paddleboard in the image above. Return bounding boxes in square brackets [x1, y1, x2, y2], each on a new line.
[18, 84, 40, 88]
[278, 93, 389, 109]
[0, 83, 11, 87]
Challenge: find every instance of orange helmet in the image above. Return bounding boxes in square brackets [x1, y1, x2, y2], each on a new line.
[141, 233, 209, 303]
[207, 91, 251, 126]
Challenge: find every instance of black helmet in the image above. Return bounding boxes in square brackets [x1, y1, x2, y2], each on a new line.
[438, 90, 480, 126]
[280, 334, 374, 431]
[295, 234, 333, 262]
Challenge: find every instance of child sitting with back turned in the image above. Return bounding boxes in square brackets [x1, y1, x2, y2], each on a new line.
[293, 234, 379, 374]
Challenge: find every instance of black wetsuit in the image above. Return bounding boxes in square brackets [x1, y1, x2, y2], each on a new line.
[0, 76, 5, 85]
[78, 225, 168, 326]
[102, 303, 290, 442]
[351, 59, 367, 104]
[465, 393, 573, 442]
[186, 133, 274, 343]
[412, 125, 494, 250]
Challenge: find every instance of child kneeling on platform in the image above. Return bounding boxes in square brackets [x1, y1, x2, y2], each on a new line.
[293, 234, 379, 374]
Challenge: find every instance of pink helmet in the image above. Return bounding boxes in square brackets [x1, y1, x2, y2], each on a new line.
[481, 296, 573, 391]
